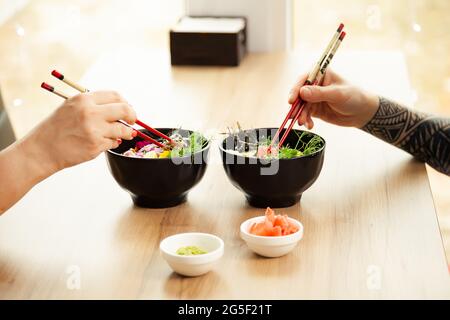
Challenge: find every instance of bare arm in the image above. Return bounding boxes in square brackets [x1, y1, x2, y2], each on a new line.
[0, 91, 137, 215]
[0, 134, 58, 213]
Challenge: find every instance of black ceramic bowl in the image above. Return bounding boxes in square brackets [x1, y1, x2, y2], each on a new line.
[220, 128, 325, 208]
[106, 128, 209, 208]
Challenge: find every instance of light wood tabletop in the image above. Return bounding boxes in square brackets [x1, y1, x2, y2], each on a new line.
[1, 51, 449, 299]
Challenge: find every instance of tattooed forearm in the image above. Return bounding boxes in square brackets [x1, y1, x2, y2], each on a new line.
[362, 97, 450, 175]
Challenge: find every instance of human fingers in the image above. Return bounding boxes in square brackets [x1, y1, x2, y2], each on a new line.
[100, 103, 137, 124]
[288, 73, 309, 104]
[300, 85, 348, 104]
[89, 91, 127, 105]
[103, 122, 137, 140]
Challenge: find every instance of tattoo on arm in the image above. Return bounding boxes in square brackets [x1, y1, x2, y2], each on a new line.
[362, 97, 450, 175]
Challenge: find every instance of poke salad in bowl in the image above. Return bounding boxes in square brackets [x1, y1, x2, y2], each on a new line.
[220, 127, 325, 208]
[121, 130, 205, 159]
[106, 128, 210, 208]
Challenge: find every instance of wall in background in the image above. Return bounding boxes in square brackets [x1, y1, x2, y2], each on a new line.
[0, 0, 29, 25]
[186, 0, 289, 52]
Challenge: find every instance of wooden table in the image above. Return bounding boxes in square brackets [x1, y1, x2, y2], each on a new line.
[1, 51, 449, 299]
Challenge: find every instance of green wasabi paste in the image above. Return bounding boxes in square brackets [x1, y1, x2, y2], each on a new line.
[176, 246, 208, 256]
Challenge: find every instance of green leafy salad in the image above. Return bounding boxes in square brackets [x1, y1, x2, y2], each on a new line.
[229, 129, 324, 160]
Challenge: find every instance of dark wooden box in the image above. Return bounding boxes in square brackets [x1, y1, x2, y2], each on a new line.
[170, 16, 247, 66]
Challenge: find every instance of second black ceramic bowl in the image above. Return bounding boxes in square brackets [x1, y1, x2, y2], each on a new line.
[220, 128, 325, 208]
[106, 128, 209, 208]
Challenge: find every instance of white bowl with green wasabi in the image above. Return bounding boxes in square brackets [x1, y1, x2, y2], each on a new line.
[160, 233, 224, 277]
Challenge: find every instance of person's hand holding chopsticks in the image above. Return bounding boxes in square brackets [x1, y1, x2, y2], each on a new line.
[288, 69, 379, 129]
[0, 90, 137, 214]
[34, 90, 138, 170]
[287, 68, 450, 175]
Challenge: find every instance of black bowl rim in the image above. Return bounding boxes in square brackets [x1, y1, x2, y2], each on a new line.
[219, 128, 326, 161]
[106, 128, 210, 161]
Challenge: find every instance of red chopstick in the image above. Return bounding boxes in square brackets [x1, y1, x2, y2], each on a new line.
[277, 101, 307, 147]
[117, 120, 166, 148]
[41, 81, 167, 148]
[271, 24, 345, 150]
[50, 70, 175, 146]
[135, 120, 173, 144]
[269, 79, 312, 149]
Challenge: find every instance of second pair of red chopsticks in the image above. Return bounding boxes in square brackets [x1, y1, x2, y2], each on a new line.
[41, 70, 175, 149]
[270, 23, 346, 150]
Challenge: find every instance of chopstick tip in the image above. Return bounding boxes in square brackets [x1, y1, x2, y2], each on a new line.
[338, 23, 344, 32]
[51, 70, 64, 80]
[339, 31, 346, 40]
[41, 82, 54, 91]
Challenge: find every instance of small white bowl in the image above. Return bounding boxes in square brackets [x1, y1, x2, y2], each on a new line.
[240, 216, 304, 258]
[160, 233, 224, 277]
